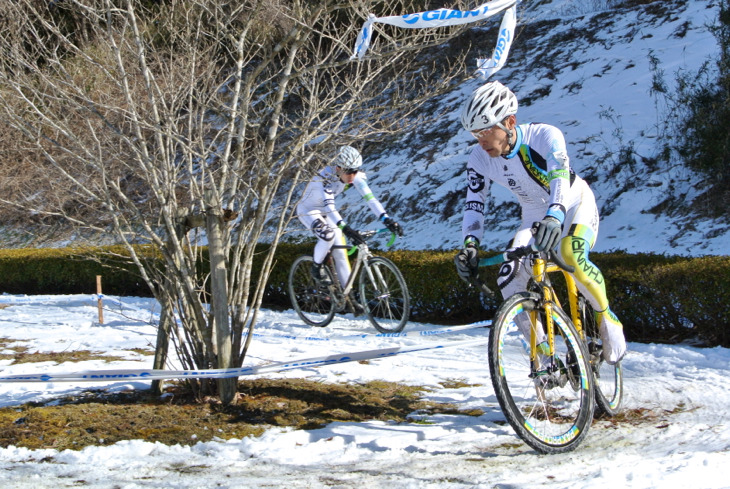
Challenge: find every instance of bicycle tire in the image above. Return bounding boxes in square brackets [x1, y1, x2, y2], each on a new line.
[288, 256, 336, 327]
[579, 296, 623, 416]
[488, 292, 595, 454]
[359, 256, 410, 333]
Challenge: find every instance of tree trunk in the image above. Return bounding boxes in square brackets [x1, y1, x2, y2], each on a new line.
[150, 304, 171, 395]
[206, 196, 237, 404]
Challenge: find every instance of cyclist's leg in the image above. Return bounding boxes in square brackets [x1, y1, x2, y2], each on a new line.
[323, 216, 352, 286]
[499, 224, 546, 344]
[558, 189, 626, 364]
[300, 211, 336, 283]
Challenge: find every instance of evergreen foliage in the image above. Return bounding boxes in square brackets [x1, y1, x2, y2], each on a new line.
[662, 0, 730, 217]
[1, 246, 728, 348]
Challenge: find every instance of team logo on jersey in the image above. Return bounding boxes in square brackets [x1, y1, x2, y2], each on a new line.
[467, 168, 485, 193]
[464, 200, 484, 214]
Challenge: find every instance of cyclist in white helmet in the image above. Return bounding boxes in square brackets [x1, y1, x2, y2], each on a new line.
[454, 80, 626, 365]
[296, 145, 404, 290]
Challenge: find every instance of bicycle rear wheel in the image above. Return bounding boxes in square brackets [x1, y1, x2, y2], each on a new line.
[288, 256, 336, 327]
[489, 292, 595, 454]
[580, 296, 623, 416]
[359, 256, 410, 333]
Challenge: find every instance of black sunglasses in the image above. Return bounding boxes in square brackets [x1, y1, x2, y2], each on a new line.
[343, 169, 358, 175]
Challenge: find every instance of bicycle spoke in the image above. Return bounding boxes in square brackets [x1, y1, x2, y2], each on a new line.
[359, 257, 409, 333]
[288, 256, 336, 327]
[580, 296, 623, 416]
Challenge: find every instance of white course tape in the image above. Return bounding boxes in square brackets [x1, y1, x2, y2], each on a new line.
[0, 337, 489, 383]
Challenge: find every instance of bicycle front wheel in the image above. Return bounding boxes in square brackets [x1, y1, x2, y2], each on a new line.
[288, 256, 336, 327]
[580, 296, 623, 416]
[489, 292, 595, 454]
[359, 256, 410, 333]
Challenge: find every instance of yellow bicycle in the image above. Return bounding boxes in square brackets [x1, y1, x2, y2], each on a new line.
[478, 244, 623, 453]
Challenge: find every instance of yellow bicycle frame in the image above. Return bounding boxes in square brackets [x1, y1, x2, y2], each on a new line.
[530, 258, 585, 364]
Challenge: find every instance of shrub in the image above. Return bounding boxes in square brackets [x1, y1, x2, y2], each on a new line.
[655, 0, 730, 218]
[1, 246, 728, 347]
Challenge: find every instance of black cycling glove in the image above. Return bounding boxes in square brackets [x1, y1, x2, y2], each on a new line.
[533, 217, 562, 251]
[454, 242, 479, 284]
[341, 224, 366, 245]
[382, 217, 404, 237]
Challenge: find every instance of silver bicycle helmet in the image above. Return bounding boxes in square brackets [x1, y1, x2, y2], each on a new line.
[460, 80, 518, 132]
[334, 145, 363, 170]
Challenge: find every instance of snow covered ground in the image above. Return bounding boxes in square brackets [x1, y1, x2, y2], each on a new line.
[0, 294, 728, 488]
[0, 6, 728, 487]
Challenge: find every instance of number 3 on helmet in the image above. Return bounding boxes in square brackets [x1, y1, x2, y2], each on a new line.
[460, 80, 518, 132]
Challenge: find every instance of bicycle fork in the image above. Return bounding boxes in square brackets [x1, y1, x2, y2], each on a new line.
[530, 259, 554, 365]
[529, 259, 568, 389]
[362, 259, 389, 299]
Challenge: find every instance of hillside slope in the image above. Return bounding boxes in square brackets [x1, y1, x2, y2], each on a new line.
[2, 0, 726, 257]
[309, 0, 728, 256]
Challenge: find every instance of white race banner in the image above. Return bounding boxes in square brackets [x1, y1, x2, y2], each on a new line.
[352, 0, 517, 78]
[475, 3, 516, 79]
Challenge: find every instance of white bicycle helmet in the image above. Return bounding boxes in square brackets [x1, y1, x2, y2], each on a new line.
[460, 80, 518, 132]
[334, 145, 363, 170]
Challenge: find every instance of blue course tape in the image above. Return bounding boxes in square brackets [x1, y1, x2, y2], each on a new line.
[247, 321, 491, 343]
[0, 295, 492, 384]
[0, 338, 489, 383]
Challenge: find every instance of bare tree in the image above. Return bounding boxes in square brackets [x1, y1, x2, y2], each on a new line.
[0, 0, 472, 403]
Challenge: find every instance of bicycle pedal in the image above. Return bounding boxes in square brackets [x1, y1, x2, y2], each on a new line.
[588, 341, 604, 365]
[532, 356, 568, 389]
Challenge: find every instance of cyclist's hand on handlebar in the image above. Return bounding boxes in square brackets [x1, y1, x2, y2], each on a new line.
[342, 224, 366, 245]
[533, 217, 562, 251]
[454, 242, 479, 284]
[382, 217, 404, 237]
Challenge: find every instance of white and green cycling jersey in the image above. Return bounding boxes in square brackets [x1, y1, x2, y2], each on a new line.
[297, 165, 386, 228]
[296, 165, 388, 285]
[462, 122, 598, 250]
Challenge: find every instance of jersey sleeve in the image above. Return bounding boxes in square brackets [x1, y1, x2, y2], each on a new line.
[352, 172, 387, 219]
[320, 181, 344, 224]
[461, 152, 490, 246]
[542, 125, 571, 224]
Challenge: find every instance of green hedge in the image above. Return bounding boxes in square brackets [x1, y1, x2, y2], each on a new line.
[588, 252, 730, 347]
[261, 243, 499, 324]
[0, 246, 148, 296]
[0, 245, 728, 347]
